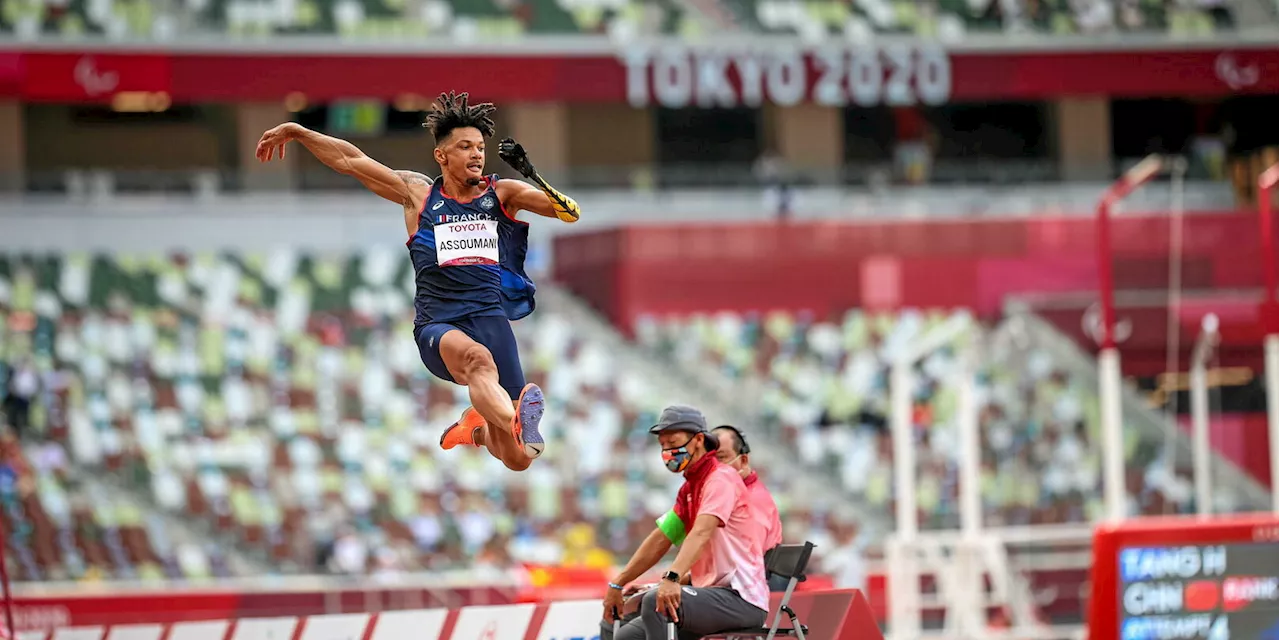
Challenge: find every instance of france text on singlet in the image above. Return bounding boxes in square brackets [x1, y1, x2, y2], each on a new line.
[406, 175, 537, 325]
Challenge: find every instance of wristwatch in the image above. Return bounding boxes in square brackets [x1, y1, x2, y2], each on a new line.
[662, 570, 680, 583]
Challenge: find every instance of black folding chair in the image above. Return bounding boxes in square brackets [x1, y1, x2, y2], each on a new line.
[698, 541, 815, 640]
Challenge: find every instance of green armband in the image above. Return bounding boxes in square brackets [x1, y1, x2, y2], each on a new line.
[656, 510, 687, 546]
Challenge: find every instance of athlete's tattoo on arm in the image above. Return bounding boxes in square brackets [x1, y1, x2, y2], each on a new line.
[394, 170, 434, 208]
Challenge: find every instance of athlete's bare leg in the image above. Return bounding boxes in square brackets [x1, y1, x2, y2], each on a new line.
[438, 329, 532, 471]
[473, 420, 522, 465]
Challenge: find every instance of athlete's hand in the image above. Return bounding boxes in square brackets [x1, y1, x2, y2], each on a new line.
[255, 123, 302, 163]
[498, 137, 537, 179]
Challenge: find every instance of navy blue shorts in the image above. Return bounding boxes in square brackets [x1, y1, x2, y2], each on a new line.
[414, 315, 526, 400]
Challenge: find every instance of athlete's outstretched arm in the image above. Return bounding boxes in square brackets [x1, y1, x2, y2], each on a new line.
[495, 137, 581, 223]
[394, 171, 434, 236]
[255, 123, 429, 209]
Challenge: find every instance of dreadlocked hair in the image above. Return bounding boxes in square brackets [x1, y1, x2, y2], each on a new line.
[422, 91, 497, 143]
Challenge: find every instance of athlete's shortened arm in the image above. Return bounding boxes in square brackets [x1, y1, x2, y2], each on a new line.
[498, 179, 581, 221]
[495, 137, 581, 223]
[255, 123, 429, 209]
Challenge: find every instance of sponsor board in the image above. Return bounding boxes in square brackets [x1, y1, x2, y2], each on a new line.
[228, 618, 298, 640]
[104, 625, 164, 640]
[166, 621, 229, 640]
[449, 604, 536, 640]
[535, 600, 605, 640]
[368, 610, 448, 640]
[51, 629, 102, 640]
[297, 614, 371, 640]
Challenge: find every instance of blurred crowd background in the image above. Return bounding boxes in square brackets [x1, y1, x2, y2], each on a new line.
[0, 0, 1276, 633]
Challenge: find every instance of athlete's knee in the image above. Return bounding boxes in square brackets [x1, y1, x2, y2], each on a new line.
[459, 343, 498, 379]
[502, 454, 532, 472]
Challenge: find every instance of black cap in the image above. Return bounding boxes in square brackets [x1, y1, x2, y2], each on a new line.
[649, 405, 719, 451]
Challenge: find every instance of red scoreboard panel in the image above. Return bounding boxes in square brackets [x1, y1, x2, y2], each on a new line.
[1090, 513, 1279, 640]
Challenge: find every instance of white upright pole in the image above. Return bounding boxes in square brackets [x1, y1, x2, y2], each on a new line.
[1164, 157, 1187, 477]
[1256, 165, 1278, 513]
[889, 360, 920, 640]
[1191, 314, 1218, 516]
[955, 345, 983, 636]
[958, 350, 981, 538]
[1190, 363, 1211, 515]
[1267, 334, 1280, 514]
[1189, 351, 1210, 516]
[1094, 156, 1165, 525]
[891, 360, 919, 540]
[1099, 348, 1127, 522]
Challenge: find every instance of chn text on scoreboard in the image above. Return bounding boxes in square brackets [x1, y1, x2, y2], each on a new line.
[1111, 533, 1278, 639]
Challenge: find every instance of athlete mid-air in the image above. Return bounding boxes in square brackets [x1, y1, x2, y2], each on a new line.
[254, 91, 582, 472]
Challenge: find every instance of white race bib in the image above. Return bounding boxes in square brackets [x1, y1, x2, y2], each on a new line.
[436, 220, 500, 266]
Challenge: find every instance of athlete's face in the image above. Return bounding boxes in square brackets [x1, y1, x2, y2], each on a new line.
[435, 126, 486, 186]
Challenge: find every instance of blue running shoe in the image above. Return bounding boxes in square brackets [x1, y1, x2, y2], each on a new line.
[513, 383, 545, 459]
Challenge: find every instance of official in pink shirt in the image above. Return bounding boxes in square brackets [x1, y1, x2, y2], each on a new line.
[602, 405, 769, 640]
[711, 425, 783, 554]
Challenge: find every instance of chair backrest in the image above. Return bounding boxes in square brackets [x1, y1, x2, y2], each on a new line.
[763, 541, 815, 581]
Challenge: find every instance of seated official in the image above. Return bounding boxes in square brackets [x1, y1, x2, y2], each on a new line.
[710, 425, 788, 593]
[601, 405, 769, 640]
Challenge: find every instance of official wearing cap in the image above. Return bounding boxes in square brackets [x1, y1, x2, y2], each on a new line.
[601, 405, 769, 640]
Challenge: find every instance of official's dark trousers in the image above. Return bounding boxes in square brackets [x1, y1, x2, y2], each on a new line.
[601, 587, 766, 640]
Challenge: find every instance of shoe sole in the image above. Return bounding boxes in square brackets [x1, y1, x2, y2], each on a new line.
[439, 421, 462, 449]
[514, 384, 545, 458]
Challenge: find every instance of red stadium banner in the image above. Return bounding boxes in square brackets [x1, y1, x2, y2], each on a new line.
[0, 53, 19, 97]
[19, 53, 171, 103]
[0, 45, 1274, 104]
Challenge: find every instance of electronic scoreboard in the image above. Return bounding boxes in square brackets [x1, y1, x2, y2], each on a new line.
[1118, 542, 1277, 639]
[1092, 513, 1279, 640]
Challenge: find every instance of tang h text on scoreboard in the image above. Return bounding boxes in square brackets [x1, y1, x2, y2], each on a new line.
[1118, 542, 1279, 640]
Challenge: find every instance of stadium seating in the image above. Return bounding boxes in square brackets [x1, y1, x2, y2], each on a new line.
[0, 249, 1247, 585]
[0, 0, 1239, 39]
[635, 308, 1205, 530]
[0, 249, 763, 580]
[0, 0, 689, 39]
[0, 425, 233, 582]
